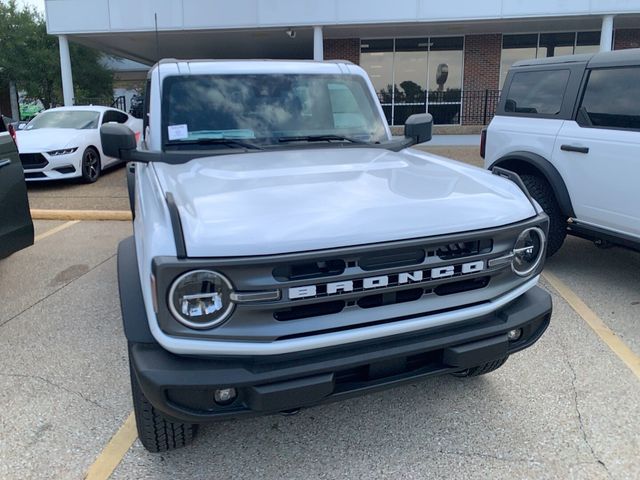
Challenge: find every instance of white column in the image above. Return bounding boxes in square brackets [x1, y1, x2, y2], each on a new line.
[600, 15, 615, 52]
[313, 26, 324, 61]
[58, 35, 75, 106]
[9, 81, 19, 120]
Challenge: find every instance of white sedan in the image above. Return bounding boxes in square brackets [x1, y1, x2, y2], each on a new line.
[16, 106, 142, 183]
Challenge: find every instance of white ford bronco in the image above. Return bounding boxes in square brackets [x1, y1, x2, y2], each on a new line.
[484, 48, 640, 256]
[101, 60, 552, 452]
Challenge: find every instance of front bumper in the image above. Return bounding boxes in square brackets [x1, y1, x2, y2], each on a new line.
[21, 150, 82, 181]
[130, 285, 551, 423]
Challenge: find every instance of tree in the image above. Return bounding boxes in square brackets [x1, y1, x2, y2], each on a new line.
[0, 0, 113, 111]
[399, 80, 425, 103]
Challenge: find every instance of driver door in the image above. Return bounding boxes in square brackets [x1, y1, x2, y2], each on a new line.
[0, 118, 34, 258]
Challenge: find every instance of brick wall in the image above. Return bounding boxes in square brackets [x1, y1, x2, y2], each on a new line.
[462, 34, 502, 125]
[324, 38, 360, 64]
[614, 29, 640, 50]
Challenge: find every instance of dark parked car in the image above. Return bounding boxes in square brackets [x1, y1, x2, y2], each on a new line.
[0, 116, 34, 258]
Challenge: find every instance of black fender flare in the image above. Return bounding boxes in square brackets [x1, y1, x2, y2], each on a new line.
[488, 151, 575, 218]
[117, 236, 156, 343]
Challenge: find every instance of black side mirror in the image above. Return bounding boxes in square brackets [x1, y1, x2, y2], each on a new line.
[404, 113, 433, 145]
[101, 123, 137, 160]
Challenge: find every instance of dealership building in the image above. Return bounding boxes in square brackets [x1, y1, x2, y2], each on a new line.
[45, 0, 640, 126]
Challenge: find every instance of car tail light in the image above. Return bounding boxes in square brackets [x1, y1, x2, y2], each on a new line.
[480, 128, 487, 159]
[8, 123, 17, 147]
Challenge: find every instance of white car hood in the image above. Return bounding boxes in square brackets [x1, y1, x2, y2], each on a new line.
[16, 128, 87, 152]
[153, 147, 537, 257]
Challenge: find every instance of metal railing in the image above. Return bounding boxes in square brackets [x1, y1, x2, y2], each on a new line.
[378, 89, 501, 126]
[74, 95, 127, 112]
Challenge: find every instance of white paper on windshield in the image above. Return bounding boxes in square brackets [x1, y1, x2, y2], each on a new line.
[168, 124, 189, 141]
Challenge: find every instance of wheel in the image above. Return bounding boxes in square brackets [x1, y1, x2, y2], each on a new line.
[520, 174, 567, 257]
[130, 361, 198, 452]
[80, 147, 101, 183]
[451, 356, 508, 378]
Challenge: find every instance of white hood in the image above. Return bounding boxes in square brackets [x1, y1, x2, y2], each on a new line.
[153, 147, 537, 257]
[16, 128, 87, 152]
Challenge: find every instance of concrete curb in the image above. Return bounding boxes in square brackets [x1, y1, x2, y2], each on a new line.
[31, 209, 132, 221]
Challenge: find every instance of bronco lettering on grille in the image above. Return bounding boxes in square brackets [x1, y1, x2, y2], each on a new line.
[289, 260, 484, 299]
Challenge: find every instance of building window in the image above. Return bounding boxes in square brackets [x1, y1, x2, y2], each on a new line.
[361, 36, 463, 125]
[500, 32, 600, 87]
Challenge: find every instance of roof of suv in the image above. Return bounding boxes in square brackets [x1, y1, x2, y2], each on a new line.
[148, 59, 357, 78]
[512, 47, 640, 69]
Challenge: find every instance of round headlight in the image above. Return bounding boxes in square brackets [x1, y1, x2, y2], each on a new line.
[512, 227, 546, 277]
[168, 270, 235, 329]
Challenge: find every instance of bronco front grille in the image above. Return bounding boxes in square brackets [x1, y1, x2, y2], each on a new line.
[153, 218, 546, 342]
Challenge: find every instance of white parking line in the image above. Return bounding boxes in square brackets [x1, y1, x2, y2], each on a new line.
[543, 271, 640, 380]
[34, 220, 80, 242]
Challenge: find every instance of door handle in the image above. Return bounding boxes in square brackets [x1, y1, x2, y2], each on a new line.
[0, 159, 11, 169]
[560, 144, 589, 154]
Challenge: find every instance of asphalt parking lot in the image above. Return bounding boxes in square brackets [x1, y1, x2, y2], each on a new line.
[3, 148, 638, 479]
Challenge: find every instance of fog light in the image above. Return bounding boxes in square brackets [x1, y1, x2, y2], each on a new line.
[507, 328, 522, 342]
[214, 388, 237, 405]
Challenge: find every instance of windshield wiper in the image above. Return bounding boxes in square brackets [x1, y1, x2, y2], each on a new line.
[165, 138, 264, 150]
[278, 134, 368, 145]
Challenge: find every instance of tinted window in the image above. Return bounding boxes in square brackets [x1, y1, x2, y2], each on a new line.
[26, 110, 100, 130]
[580, 67, 640, 130]
[504, 70, 570, 115]
[103, 110, 129, 124]
[162, 74, 388, 145]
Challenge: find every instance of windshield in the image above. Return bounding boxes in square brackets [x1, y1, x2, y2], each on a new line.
[162, 74, 388, 148]
[26, 111, 100, 130]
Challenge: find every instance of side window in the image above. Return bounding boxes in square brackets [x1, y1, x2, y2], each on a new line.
[579, 67, 640, 130]
[102, 110, 128, 124]
[504, 69, 570, 115]
[113, 111, 129, 124]
[102, 111, 114, 124]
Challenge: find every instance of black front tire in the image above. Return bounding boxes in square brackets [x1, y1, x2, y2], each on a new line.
[451, 356, 508, 377]
[80, 147, 102, 183]
[130, 362, 198, 453]
[520, 174, 567, 257]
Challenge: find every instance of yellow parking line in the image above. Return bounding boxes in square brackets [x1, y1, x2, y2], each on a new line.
[31, 209, 132, 221]
[84, 412, 137, 480]
[543, 271, 640, 380]
[34, 220, 80, 242]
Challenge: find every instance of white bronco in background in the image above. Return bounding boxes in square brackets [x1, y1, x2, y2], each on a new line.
[101, 59, 552, 452]
[484, 48, 640, 256]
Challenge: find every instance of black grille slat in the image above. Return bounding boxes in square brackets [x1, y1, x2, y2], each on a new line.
[359, 248, 426, 271]
[436, 239, 492, 260]
[19, 153, 48, 169]
[273, 259, 345, 282]
[275, 300, 345, 321]
[434, 276, 490, 296]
